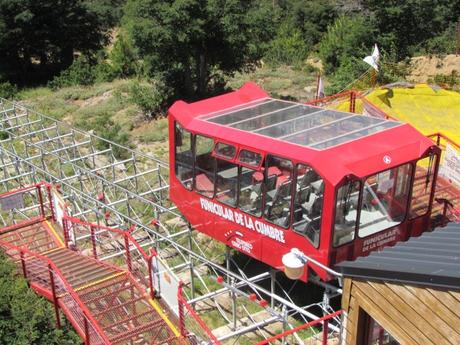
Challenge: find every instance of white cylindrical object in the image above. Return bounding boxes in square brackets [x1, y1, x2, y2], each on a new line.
[282, 251, 305, 280]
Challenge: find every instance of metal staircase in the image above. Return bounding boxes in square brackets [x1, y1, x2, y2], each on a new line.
[0, 184, 182, 344]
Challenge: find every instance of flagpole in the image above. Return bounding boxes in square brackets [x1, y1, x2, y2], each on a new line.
[315, 73, 320, 100]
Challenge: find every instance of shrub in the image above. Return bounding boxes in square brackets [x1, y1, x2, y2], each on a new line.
[128, 80, 171, 119]
[48, 57, 96, 90]
[97, 122, 131, 159]
[265, 24, 309, 67]
[326, 56, 369, 94]
[0, 253, 81, 344]
[94, 62, 117, 83]
[429, 71, 460, 89]
[0, 131, 9, 140]
[318, 16, 373, 74]
[0, 82, 18, 99]
[422, 25, 457, 56]
[110, 33, 140, 78]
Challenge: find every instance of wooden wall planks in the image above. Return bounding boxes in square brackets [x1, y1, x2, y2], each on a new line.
[341, 278, 460, 345]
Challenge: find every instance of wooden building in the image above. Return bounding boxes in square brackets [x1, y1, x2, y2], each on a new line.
[336, 222, 460, 345]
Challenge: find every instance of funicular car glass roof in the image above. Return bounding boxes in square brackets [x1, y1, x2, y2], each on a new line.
[200, 98, 401, 150]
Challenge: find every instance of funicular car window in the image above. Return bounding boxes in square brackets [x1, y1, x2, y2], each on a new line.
[194, 135, 215, 198]
[214, 142, 236, 160]
[264, 155, 293, 228]
[238, 166, 263, 217]
[174, 122, 193, 190]
[410, 154, 436, 219]
[358, 163, 412, 237]
[333, 180, 360, 247]
[238, 149, 262, 168]
[216, 158, 238, 206]
[293, 164, 324, 247]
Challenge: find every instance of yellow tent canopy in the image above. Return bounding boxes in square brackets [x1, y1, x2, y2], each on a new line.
[361, 84, 460, 143]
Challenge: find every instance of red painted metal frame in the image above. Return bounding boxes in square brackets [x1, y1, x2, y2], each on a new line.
[62, 216, 156, 291]
[168, 83, 439, 282]
[254, 310, 342, 345]
[426, 132, 460, 223]
[426, 132, 460, 151]
[0, 184, 187, 344]
[0, 216, 43, 235]
[306, 89, 357, 113]
[0, 183, 276, 343]
[0, 237, 110, 344]
[0, 181, 55, 223]
[177, 281, 221, 344]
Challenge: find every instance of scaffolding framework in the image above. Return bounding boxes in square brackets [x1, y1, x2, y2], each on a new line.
[0, 98, 342, 344]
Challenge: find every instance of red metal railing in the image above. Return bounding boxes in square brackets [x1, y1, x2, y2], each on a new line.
[63, 216, 218, 344]
[254, 310, 342, 345]
[0, 184, 182, 344]
[426, 132, 460, 223]
[305, 90, 358, 113]
[426, 132, 460, 151]
[177, 282, 221, 344]
[0, 181, 55, 232]
[0, 238, 110, 344]
[62, 216, 157, 298]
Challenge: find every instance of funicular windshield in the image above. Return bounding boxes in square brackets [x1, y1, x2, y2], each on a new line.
[333, 154, 437, 247]
[174, 122, 324, 247]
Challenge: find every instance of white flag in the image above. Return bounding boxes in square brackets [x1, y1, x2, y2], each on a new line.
[363, 44, 380, 71]
[316, 75, 325, 99]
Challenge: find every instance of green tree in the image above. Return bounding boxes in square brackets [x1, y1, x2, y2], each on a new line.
[363, 0, 460, 59]
[0, 0, 109, 85]
[318, 15, 373, 74]
[84, 0, 127, 27]
[123, 0, 274, 99]
[281, 0, 337, 47]
[0, 253, 81, 344]
[265, 23, 309, 66]
[110, 33, 140, 78]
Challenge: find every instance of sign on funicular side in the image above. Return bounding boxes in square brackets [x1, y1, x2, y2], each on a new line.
[439, 143, 460, 187]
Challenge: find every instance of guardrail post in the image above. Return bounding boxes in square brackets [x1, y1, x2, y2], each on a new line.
[90, 225, 97, 259]
[37, 185, 45, 219]
[148, 248, 157, 299]
[84, 315, 90, 345]
[46, 184, 56, 222]
[177, 281, 187, 338]
[322, 319, 329, 345]
[63, 219, 70, 248]
[48, 264, 61, 329]
[349, 91, 356, 113]
[124, 232, 132, 272]
[436, 198, 453, 226]
[20, 250, 28, 283]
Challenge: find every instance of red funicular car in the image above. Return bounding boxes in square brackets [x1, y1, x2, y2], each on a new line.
[168, 82, 439, 282]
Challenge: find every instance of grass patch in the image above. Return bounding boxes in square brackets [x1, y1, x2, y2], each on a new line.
[228, 64, 317, 101]
[136, 117, 169, 143]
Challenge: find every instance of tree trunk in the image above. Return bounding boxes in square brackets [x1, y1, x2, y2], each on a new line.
[197, 44, 207, 97]
[60, 46, 74, 70]
[183, 63, 194, 99]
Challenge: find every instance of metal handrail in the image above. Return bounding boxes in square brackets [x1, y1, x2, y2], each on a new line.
[0, 237, 110, 344]
[254, 310, 342, 345]
[426, 132, 460, 151]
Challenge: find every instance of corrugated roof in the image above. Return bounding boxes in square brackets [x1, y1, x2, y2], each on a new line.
[336, 222, 460, 291]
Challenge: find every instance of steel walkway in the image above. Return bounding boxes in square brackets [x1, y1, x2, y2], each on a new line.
[0, 218, 181, 344]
